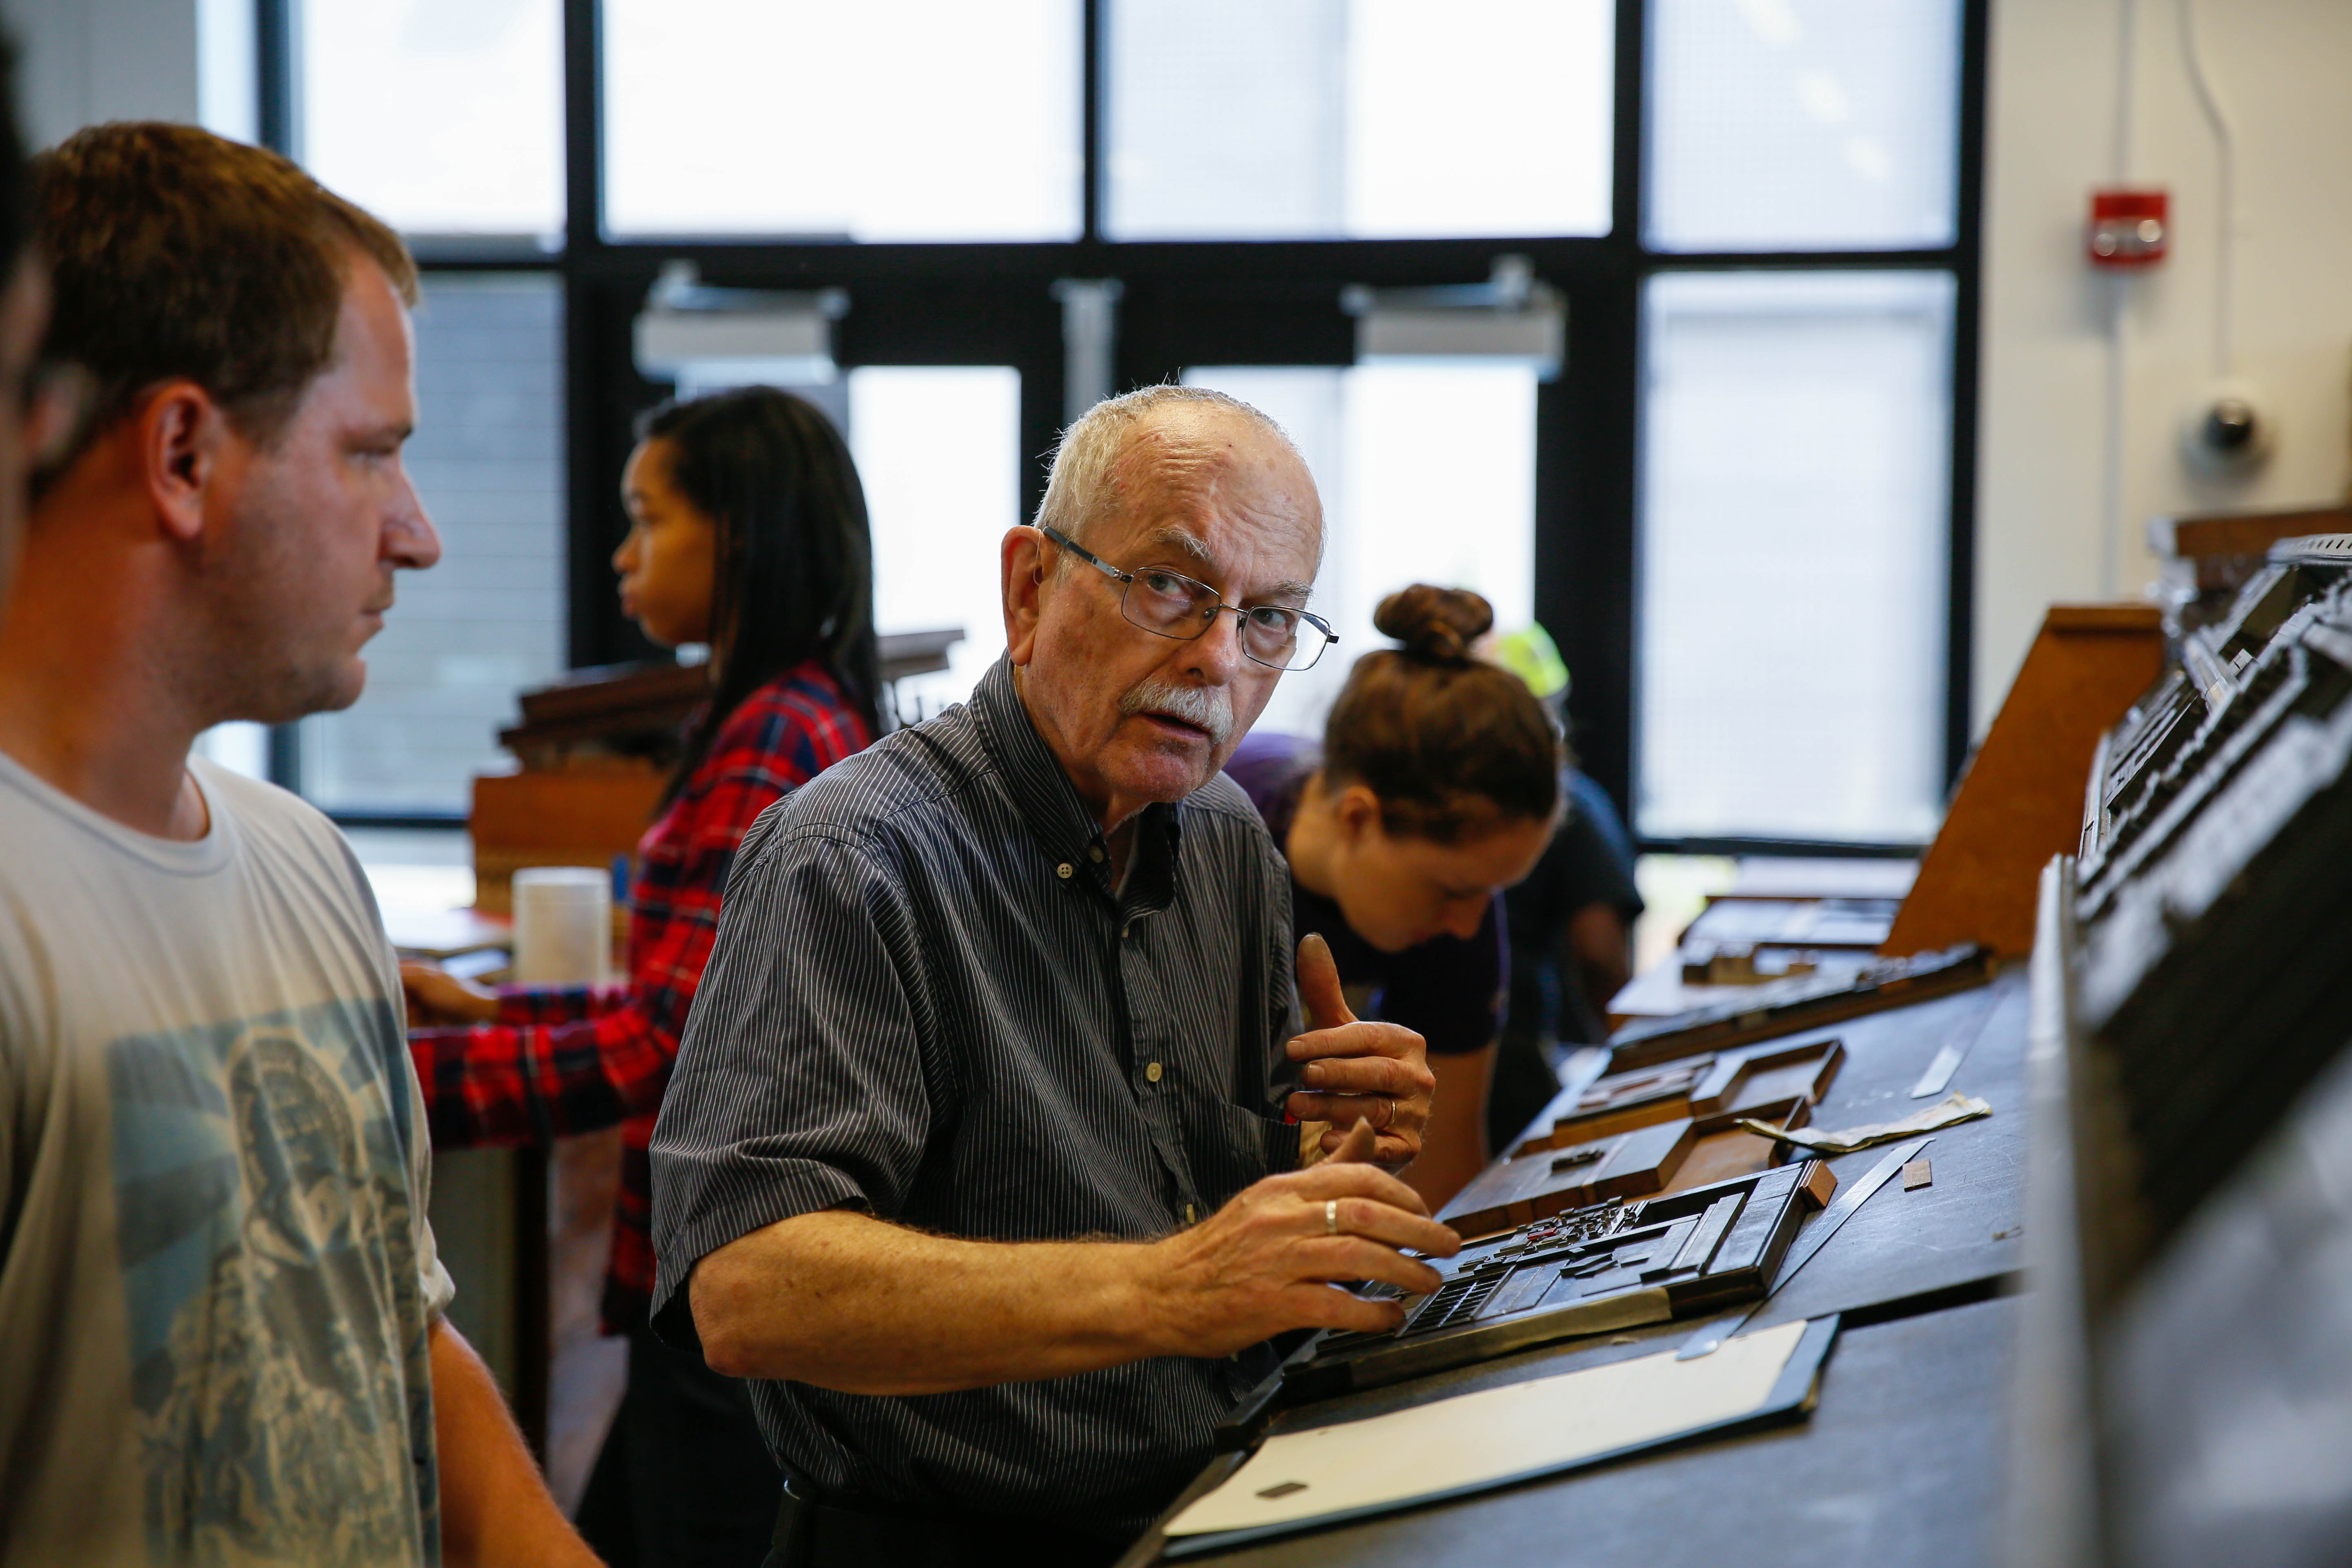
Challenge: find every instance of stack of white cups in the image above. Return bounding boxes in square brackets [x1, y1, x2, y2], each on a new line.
[510, 866, 612, 987]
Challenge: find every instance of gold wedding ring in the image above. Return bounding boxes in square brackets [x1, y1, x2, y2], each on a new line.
[1325, 1198, 1340, 1236]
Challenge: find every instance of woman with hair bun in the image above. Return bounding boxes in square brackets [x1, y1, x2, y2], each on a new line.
[1225, 584, 1561, 1206]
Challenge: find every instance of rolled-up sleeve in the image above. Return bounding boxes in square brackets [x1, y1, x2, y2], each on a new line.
[646, 808, 936, 1341]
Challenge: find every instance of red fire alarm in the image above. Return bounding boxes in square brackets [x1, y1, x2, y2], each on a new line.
[2089, 189, 2168, 267]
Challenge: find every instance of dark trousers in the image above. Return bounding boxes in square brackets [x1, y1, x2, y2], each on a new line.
[763, 1491, 1129, 1568]
[575, 1327, 783, 1568]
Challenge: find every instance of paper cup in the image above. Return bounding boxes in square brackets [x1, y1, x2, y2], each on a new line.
[511, 866, 612, 986]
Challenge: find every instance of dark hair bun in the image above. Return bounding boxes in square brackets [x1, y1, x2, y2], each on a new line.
[1373, 585, 1493, 664]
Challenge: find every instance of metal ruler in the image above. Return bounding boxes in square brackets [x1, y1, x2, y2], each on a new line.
[1910, 987, 2003, 1098]
[1675, 1135, 1935, 1360]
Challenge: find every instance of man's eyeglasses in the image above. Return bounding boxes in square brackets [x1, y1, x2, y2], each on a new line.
[1039, 526, 1336, 673]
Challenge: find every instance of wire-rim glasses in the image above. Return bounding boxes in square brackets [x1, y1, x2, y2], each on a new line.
[1039, 526, 1337, 673]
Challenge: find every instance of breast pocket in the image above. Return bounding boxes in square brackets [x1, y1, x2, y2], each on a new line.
[1191, 1097, 1290, 1209]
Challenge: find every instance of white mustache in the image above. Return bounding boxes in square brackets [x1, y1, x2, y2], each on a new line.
[1119, 679, 1234, 745]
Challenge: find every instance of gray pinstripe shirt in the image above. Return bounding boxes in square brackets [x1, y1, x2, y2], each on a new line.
[649, 656, 1302, 1535]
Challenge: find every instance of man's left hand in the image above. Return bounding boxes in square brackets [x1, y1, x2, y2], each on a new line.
[1284, 932, 1434, 1165]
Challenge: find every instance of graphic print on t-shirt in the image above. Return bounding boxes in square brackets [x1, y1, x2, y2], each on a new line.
[107, 998, 436, 1568]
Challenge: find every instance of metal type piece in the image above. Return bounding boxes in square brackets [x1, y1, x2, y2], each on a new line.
[2266, 530, 2352, 568]
[1671, 1192, 1746, 1274]
[1676, 1137, 1934, 1361]
[1909, 993, 1998, 1100]
[1910, 1041, 1969, 1098]
[1274, 1163, 1822, 1408]
[2013, 539, 2352, 1568]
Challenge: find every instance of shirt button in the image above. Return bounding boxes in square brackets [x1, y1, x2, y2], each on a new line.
[1121, 922, 1133, 939]
[1183, 1203, 1197, 1225]
[1056, 862, 1073, 879]
[1145, 1061, 1163, 1083]
[1088, 846, 1105, 863]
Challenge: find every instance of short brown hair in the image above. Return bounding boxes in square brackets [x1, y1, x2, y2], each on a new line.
[1323, 585, 1563, 843]
[32, 122, 416, 483]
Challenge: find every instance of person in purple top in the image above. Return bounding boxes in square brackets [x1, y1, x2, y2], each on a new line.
[1225, 585, 1560, 1207]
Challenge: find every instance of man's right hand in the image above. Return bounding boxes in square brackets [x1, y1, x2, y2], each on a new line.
[1134, 1120, 1462, 1359]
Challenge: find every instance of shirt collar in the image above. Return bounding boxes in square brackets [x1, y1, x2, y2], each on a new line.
[969, 655, 1184, 893]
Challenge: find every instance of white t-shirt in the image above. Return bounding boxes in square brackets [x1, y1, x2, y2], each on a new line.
[0, 752, 455, 1568]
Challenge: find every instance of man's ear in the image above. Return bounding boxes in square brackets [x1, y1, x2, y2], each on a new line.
[138, 381, 232, 544]
[1002, 525, 1050, 666]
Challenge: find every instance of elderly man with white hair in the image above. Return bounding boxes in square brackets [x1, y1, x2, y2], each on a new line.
[649, 384, 1455, 1566]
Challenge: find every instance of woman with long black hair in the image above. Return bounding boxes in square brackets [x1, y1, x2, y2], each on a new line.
[402, 386, 878, 1566]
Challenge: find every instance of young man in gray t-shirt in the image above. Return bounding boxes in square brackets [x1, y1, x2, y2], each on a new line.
[0, 125, 595, 1568]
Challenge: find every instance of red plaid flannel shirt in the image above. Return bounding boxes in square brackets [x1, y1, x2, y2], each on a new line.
[411, 660, 871, 1332]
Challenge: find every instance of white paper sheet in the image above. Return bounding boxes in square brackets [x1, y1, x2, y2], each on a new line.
[1167, 1319, 1810, 1537]
[1741, 1090, 1990, 1154]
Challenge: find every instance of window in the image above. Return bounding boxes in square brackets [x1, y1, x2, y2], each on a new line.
[1637, 271, 1954, 844]
[1105, 0, 1612, 241]
[274, 0, 1981, 854]
[602, 0, 1083, 241]
[299, 275, 568, 814]
[1183, 365, 1536, 740]
[852, 367, 1025, 717]
[197, 0, 259, 144]
[1626, 0, 1971, 846]
[295, 0, 564, 238]
[1647, 0, 1963, 253]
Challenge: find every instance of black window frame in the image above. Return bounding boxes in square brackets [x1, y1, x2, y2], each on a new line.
[262, 0, 1987, 855]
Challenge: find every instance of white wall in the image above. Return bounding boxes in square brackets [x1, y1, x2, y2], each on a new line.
[0, 0, 202, 149]
[1976, 0, 2352, 733]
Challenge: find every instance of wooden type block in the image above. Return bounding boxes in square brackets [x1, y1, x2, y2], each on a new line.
[2150, 503, 2352, 591]
[1657, 1129, 1779, 1196]
[1687, 1038, 1845, 1132]
[1575, 1058, 1713, 1119]
[1441, 1119, 1698, 1241]
[1902, 1159, 1933, 1191]
[1680, 941, 1818, 985]
[1801, 1160, 1840, 1209]
[1513, 1038, 1844, 1165]
[1587, 1119, 1696, 1202]
[1607, 945, 1992, 1071]
[1437, 1156, 1573, 1241]
[1509, 1060, 1713, 1156]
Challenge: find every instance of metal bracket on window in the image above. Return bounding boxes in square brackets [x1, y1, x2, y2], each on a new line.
[1051, 278, 1125, 424]
[1342, 254, 1565, 380]
[634, 260, 849, 390]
